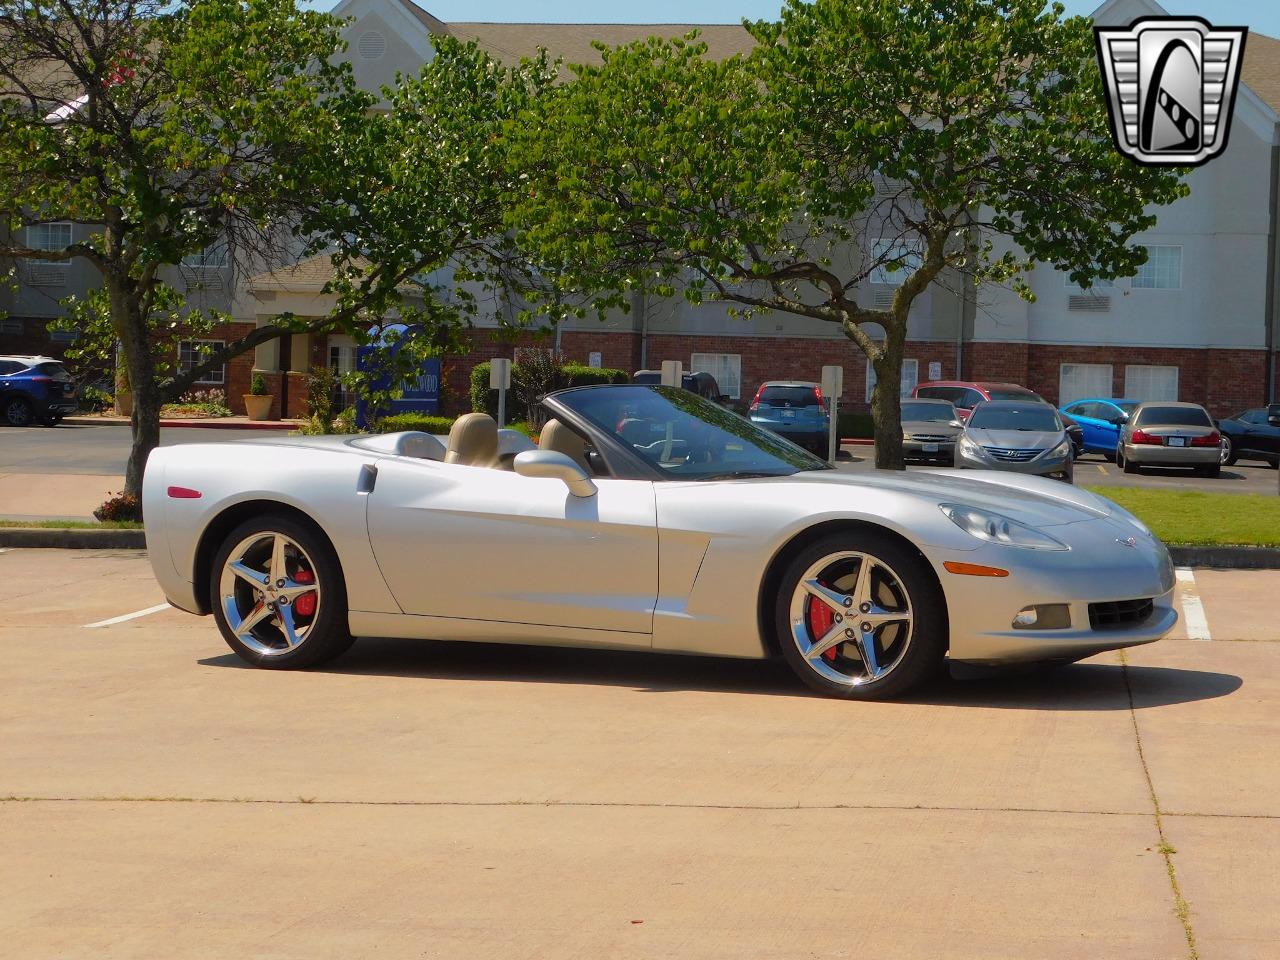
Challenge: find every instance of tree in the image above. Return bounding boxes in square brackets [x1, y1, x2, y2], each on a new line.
[0, 0, 369, 495]
[507, 0, 1187, 468]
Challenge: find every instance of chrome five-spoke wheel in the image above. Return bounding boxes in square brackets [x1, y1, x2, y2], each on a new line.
[789, 551, 913, 686]
[219, 531, 322, 655]
[775, 532, 946, 699]
[210, 515, 353, 668]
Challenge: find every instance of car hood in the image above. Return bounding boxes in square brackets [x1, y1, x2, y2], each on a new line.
[788, 468, 1109, 527]
[964, 428, 1063, 449]
[902, 420, 961, 436]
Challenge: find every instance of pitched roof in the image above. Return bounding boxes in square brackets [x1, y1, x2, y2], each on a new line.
[248, 253, 371, 293]
[1243, 31, 1280, 116]
[445, 21, 755, 69]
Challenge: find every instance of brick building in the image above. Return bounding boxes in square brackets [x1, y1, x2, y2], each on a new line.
[5, 0, 1280, 419]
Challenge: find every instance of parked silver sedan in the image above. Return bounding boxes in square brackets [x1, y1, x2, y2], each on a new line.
[955, 401, 1074, 482]
[900, 397, 963, 465]
[1116, 402, 1222, 477]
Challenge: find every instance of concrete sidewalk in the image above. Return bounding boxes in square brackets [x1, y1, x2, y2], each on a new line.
[1, 549, 1277, 958]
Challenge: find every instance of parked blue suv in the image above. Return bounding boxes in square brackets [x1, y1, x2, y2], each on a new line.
[0, 355, 79, 426]
[749, 381, 829, 454]
[1058, 397, 1140, 459]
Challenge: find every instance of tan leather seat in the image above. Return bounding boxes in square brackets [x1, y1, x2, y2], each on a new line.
[445, 412, 499, 467]
[539, 419, 591, 473]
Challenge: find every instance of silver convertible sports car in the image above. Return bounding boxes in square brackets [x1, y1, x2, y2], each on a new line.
[143, 384, 1177, 700]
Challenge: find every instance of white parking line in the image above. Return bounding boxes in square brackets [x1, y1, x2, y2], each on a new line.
[1174, 568, 1212, 641]
[84, 603, 170, 629]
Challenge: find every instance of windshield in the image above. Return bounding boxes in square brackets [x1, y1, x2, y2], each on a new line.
[1136, 405, 1212, 427]
[901, 401, 954, 422]
[558, 385, 831, 479]
[758, 385, 820, 408]
[968, 404, 1061, 432]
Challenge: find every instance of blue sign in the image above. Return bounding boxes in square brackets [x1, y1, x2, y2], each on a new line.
[354, 341, 441, 429]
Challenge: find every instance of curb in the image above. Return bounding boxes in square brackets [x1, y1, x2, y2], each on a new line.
[0, 528, 147, 549]
[1166, 545, 1280, 569]
[64, 417, 300, 431]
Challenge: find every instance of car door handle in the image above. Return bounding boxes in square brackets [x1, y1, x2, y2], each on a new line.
[357, 463, 378, 494]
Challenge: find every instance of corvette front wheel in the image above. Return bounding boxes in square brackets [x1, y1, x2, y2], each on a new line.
[210, 515, 354, 669]
[775, 532, 946, 700]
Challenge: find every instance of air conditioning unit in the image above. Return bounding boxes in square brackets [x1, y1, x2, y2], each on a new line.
[875, 177, 905, 198]
[1068, 294, 1111, 312]
[25, 263, 67, 287]
[873, 287, 897, 309]
[182, 266, 224, 291]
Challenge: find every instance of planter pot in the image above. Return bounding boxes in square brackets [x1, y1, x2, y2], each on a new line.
[243, 394, 275, 421]
[115, 390, 133, 418]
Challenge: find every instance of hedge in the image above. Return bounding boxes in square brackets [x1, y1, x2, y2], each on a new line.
[838, 411, 875, 439]
[375, 413, 456, 435]
[470, 360, 629, 417]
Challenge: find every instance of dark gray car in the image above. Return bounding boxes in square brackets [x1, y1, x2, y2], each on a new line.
[899, 397, 962, 465]
[955, 400, 1074, 482]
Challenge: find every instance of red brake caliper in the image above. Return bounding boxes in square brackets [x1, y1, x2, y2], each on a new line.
[806, 591, 839, 661]
[293, 568, 317, 617]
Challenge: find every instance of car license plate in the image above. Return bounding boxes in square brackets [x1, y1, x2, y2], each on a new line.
[922, 442, 939, 453]
[1167, 436, 1186, 447]
[782, 410, 795, 420]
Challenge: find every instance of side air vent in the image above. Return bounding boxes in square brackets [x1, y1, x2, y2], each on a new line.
[358, 30, 387, 60]
[1068, 294, 1111, 312]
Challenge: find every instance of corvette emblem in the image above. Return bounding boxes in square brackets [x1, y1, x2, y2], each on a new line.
[1117, 536, 1138, 548]
[1095, 16, 1247, 167]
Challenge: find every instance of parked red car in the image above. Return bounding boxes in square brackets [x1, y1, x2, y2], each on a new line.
[912, 380, 1040, 420]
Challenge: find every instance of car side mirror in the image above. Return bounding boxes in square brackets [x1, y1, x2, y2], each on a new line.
[513, 450, 597, 498]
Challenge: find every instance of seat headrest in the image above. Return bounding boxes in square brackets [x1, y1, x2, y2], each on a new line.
[539, 419, 590, 472]
[445, 412, 499, 467]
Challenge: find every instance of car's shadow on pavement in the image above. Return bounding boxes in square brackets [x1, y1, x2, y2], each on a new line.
[199, 638, 1241, 709]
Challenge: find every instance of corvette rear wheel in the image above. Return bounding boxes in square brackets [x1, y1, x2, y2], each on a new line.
[775, 532, 946, 699]
[210, 515, 354, 669]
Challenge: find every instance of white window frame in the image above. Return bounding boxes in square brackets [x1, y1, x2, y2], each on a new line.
[1058, 363, 1113, 406]
[690, 352, 742, 399]
[866, 358, 918, 403]
[869, 238, 923, 286]
[181, 244, 229, 268]
[26, 222, 73, 266]
[1132, 245, 1182, 290]
[1124, 364, 1179, 402]
[178, 339, 225, 385]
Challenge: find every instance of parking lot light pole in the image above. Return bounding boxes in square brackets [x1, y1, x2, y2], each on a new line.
[491, 357, 512, 428]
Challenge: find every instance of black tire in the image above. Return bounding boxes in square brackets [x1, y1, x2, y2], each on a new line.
[209, 514, 355, 669]
[1120, 446, 1138, 474]
[1195, 463, 1221, 479]
[1221, 436, 1237, 467]
[3, 395, 33, 427]
[773, 530, 947, 700]
[43, 415, 63, 427]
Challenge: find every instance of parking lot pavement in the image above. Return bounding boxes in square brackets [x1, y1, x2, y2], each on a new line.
[0, 423, 294, 475]
[1, 550, 1276, 958]
[837, 445, 1280, 495]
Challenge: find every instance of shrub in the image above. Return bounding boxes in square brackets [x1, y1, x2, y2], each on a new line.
[375, 413, 456, 435]
[79, 383, 113, 412]
[837, 411, 875, 439]
[94, 491, 142, 523]
[163, 388, 231, 418]
[304, 366, 337, 433]
[471, 358, 629, 418]
[249, 372, 268, 396]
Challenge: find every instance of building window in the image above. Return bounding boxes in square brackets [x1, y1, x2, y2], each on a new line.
[1124, 364, 1178, 401]
[870, 238, 923, 286]
[690, 352, 741, 399]
[0, 319, 22, 336]
[1059, 363, 1113, 405]
[329, 343, 356, 408]
[178, 340, 225, 384]
[866, 358, 919, 403]
[1132, 245, 1181, 289]
[26, 222, 72, 264]
[182, 244, 229, 268]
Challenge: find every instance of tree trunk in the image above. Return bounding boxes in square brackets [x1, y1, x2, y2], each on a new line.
[870, 317, 908, 471]
[114, 285, 161, 498]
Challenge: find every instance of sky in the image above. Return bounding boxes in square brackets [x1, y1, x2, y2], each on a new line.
[310, 0, 1280, 35]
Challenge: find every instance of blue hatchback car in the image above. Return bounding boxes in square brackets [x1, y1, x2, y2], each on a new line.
[1059, 397, 1140, 459]
[749, 381, 829, 454]
[0, 355, 79, 426]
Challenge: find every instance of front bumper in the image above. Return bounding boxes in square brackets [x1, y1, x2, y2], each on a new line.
[903, 438, 955, 462]
[955, 445, 1072, 480]
[935, 522, 1176, 665]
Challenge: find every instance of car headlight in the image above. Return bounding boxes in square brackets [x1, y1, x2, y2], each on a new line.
[939, 503, 1070, 551]
[958, 435, 984, 457]
[1044, 438, 1071, 459]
